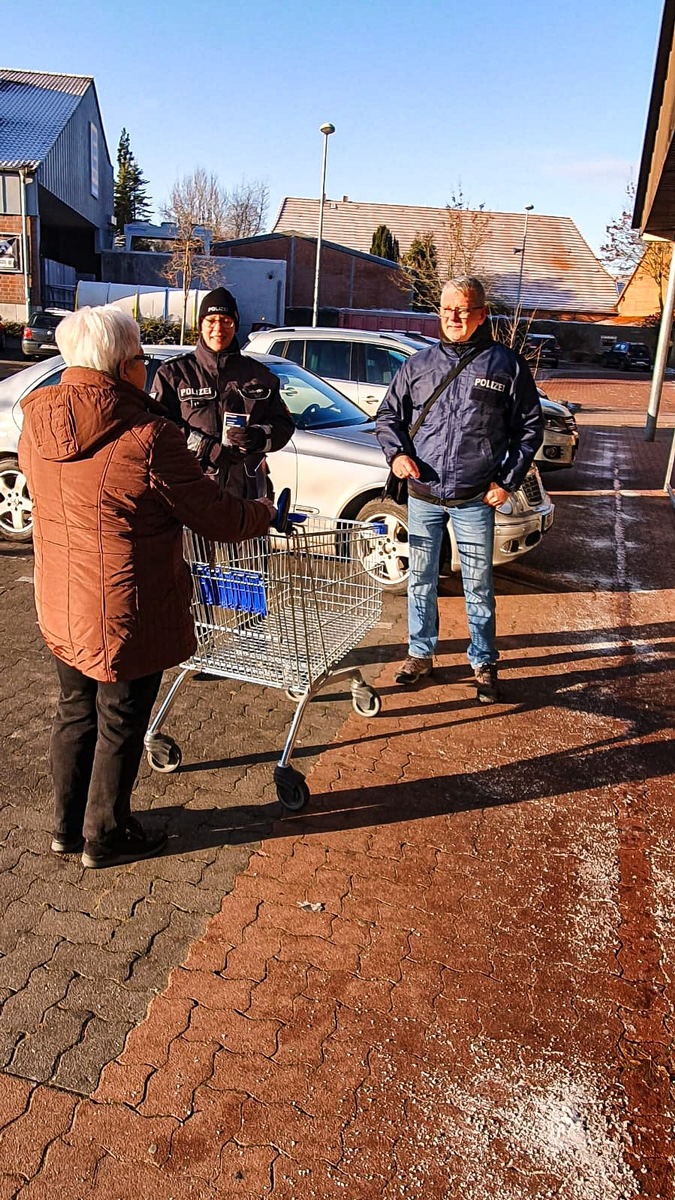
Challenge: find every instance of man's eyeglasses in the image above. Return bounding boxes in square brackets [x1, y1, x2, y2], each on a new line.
[441, 306, 483, 319]
[131, 354, 146, 362]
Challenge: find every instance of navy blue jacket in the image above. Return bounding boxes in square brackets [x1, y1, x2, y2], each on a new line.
[375, 329, 544, 502]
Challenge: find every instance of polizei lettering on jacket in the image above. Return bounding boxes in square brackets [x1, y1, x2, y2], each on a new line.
[474, 378, 506, 392]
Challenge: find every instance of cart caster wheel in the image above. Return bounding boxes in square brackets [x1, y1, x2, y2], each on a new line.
[146, 736, 182, 773]
[352, 684, 381, 717]
[285, 687, 306, 701]
[274, 765, 310, 812]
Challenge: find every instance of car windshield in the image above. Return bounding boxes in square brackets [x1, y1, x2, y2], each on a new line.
[630, 344, 649, 353]
[263, 360, 369, 430]
[29, 314, 62, 330]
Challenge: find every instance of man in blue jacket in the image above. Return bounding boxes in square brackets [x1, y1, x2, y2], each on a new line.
[375, 276, 543, 703]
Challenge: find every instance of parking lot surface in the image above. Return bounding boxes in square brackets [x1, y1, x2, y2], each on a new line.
[0, 376, 672, 1198]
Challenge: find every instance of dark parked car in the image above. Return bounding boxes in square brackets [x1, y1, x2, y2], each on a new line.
[21, 312, 63, 359]
[522, 333, 561, 368]
[602, 341, 652, 371]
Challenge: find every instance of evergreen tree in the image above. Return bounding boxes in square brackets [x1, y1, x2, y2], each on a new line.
[402, 233, 440, 311]
[114, 129, 152, 232]
[370, 223, 400, 262]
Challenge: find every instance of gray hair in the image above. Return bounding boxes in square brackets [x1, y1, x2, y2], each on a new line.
[55, 305, 142, 375]
[442, 276, 487, 308]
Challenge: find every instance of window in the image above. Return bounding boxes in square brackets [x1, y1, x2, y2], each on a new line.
[271, 339, 304, 366]
[363, 345, 407, 387]
[305, 340, 352, 381]
[33, 368, 64, 390]
[0, 174, 21, 215]
[0, 233, 21, 272]
[90, 123, 99, 199]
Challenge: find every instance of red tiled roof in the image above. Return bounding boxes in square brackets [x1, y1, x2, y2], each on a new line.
[272, 198, 618, 315]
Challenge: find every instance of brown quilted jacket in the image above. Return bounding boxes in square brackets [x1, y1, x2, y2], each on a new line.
[18, 367, 270, 682]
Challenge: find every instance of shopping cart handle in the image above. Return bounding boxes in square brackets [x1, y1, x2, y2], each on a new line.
[272, 488, 307, 533]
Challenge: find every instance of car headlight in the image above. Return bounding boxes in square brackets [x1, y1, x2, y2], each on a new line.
[543, 416, 568, 431]
[497, 491, 527, 516]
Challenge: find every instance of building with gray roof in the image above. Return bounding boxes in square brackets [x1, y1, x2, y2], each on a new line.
[0, 68, 114, 320]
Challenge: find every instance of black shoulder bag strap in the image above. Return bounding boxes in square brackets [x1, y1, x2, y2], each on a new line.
[383, 342, 485, 504]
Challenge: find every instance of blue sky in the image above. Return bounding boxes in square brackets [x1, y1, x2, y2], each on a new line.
[3, 0, 665, 254]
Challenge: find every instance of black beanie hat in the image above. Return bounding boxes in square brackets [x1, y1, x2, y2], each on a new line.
[198, 287, 240, 332]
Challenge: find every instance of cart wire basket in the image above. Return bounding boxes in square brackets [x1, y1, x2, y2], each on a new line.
[144, 512, 387, 810]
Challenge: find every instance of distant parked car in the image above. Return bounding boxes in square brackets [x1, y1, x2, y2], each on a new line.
[245, 325, 579, 469]
[522, 333, 561, 369]
[602, 341, 652, 371]
[21, 311, 64, 359]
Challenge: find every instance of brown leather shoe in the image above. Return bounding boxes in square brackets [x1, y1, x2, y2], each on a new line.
[394, 656, 433, 686]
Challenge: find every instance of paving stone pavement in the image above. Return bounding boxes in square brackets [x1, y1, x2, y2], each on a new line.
[0, 539, 407, 1096]
[0, 412, 673, 1197]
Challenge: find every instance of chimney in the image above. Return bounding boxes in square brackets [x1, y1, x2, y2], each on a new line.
[342, 195, 349, 203]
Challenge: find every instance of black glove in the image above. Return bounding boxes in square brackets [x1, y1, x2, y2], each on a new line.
[226, 424, 267, 453]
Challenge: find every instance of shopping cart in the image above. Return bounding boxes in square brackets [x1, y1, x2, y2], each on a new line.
[144, 493, 387, 811]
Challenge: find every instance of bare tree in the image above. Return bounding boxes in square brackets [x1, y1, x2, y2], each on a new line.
[163, 168, 229, 239]
[395, 187, 495, 312]
[601, 180, 673, 317]
[223, 179, 269, 238]
[161, 170, 226, 341]
[444, 188, 491, 282]
[600, 181, 643, 277]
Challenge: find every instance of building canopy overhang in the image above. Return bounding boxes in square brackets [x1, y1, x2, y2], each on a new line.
[634, 0, 675, 237]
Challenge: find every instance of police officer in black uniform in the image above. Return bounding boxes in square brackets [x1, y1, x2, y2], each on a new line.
[153, 287, 294, 499]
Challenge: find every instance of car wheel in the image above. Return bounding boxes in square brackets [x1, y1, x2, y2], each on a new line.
[0, 458, 33, 542]
[620, 360, 629, 371]
[355, 497, 410, 595]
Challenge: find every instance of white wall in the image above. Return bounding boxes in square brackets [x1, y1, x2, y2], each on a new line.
[77, 257, 286, 339]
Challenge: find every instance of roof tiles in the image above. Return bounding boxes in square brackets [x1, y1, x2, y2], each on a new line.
[0, 69, 91, 169]
[273, 197, 617, 314]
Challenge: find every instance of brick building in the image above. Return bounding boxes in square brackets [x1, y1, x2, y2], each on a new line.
[0, 69, 114, 320]
[212, 231, 410, 316]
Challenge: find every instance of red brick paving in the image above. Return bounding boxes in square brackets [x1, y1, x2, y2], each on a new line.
[0, 409, 673, 1197]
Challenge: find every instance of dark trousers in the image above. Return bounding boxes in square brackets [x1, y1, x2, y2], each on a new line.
[50, 657, 163, 846]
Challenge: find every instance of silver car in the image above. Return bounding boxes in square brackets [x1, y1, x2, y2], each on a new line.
[245, 325, 579, 470]
[0, 348, 554, 593]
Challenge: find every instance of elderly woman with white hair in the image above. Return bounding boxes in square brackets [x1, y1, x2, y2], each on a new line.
[18, 305, 274, 869]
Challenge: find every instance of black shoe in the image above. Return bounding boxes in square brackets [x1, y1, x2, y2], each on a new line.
[394, 656, 433, 686]
[81, 818, 167, 869]
[51, 835, 85, 855]
[474, 663, 500, 704]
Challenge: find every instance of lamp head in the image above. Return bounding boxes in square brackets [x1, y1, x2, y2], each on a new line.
[320, 123, 335, 136]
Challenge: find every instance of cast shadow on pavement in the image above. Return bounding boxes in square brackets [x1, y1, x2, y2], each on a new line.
[152, 615, 673, 855]
[175, 618, 674, 777]
[152, 728, 675, 857]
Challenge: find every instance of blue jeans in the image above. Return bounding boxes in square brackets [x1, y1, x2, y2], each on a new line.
[407, 494, 497, 668]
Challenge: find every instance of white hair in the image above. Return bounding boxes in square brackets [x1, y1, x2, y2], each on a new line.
[55, 305, 142, 375]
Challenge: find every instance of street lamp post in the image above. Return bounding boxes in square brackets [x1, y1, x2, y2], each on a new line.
[512, 204, 534, 344]
[311, 122, 335, 327]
